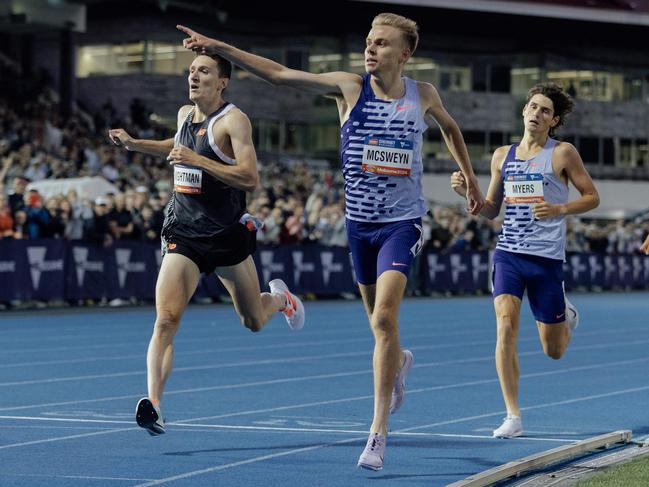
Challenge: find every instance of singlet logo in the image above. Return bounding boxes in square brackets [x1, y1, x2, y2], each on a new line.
[196, 127, 207, 136]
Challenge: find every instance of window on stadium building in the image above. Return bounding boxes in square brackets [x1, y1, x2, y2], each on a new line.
[252, 120, 281, 153]
[343, 53, 471, 91]
[309, 53, 343, 73]
[511, 67, 543, 98]
[620, 138, 649, 167]
[307, 123, 340, 157]
[77, 42, 194, 77]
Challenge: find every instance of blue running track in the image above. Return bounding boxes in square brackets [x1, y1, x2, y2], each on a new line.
[0, 293, 647, 486]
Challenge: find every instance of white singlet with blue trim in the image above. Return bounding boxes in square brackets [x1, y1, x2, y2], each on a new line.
[496, 137, 569, 260]
[340, 74, 428, 222]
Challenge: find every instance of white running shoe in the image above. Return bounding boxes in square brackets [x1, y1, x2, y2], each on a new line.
[493, 415, 523, 438]
[357, 432, 386, 471]
[390, 350, 414, 414]
[135, 397, 165, 436]
[565, 296, 579, 331]
[269, 279, 305, 331]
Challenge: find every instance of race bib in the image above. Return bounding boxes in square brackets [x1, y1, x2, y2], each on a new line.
[174, 165, 202, 194]
[504, 173, 544, 204]
[362, 137, 413, 176]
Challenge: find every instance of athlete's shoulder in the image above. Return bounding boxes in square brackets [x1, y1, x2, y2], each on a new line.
[415, 81, 438, 98]
[552, 140, 582, 169]
[175, 105, 193, 131]
[221, 105, 249, 123]
[218, 105, 252, 134]
[177, 104, 193, 120]
[493, 145, 511, 159]
[554, 140, 578, 156]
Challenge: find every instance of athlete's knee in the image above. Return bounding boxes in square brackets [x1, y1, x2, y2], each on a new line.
[241, 312, 264, 333]
[154, 309, 182, 338]
[543, 341, 566, 360]
[371, 307, 398, 335]
[495, 317, 517, 351]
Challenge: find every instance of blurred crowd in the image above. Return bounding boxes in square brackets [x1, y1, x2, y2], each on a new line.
[0, 58, 648, 254]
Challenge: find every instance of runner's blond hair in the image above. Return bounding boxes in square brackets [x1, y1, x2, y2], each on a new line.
[372, 13, 419, 55]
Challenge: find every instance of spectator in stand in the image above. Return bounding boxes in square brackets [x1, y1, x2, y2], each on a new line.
[12, 209, 27, 239]
[86, 197, 113, 247]
[0, 194, 13, 237]
[107, 193, 135, 240]
[139, 205, 162, 244]
[8, 174, 28, 217]
[41, 196, 66, 238]
[24, 189, 49, 238]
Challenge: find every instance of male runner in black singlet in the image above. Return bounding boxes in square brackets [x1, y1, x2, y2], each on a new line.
[109, 52, 304, 435]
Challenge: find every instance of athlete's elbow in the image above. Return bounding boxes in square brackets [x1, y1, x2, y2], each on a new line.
[590, 193, 600, 209]
[242, 175, 258, 192]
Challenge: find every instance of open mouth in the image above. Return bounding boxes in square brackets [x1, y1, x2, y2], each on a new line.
[190, 84, 199, 91]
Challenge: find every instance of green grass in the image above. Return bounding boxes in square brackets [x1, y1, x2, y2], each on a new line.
[575, 453, 649, 486]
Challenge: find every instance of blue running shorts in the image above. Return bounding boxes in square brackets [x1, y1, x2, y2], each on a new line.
[346, 217, 424, 285]
[492, 249, 566, 324]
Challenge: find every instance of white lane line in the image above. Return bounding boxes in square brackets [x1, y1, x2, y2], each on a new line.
[132, 436, 366, 487]
[131, 385, 649, 486]
[1, 349, 647, 414]
[0, 383, 645, 462]
[3, 333, 648, 388]
[1, 473, 154, 482]
[0, 415, 132, 425]
[0, 320, 372, 355]
[170, 423, 575, 443]
[171, 355, 649, 423]
[0, 427, 134, 450]
[0, 327, 490, 369]
[0, 415, 573, 443]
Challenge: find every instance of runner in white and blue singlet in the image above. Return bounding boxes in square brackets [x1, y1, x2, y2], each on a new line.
[452, 82, 599, 440]
[341, 73, 428, 286]
[177, 13, 485, 470]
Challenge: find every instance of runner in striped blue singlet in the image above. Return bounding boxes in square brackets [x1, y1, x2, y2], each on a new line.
[451, 82, 600, 439]
[110, 53, 304, 438]
[178, 12, 485, 470]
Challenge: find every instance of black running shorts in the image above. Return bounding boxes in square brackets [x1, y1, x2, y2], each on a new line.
[161, 222, 257, 274]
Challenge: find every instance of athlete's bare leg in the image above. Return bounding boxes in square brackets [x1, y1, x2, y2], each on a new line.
[359, 270, 407, 435]
[536, 320, 570, 359]
[147, 253, 201, 405]
[216, 255, 286, 332]
[494, 294, 522, 417]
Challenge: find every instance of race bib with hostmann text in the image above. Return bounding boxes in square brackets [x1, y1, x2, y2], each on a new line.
[362, 137, 413, 176]
[503, 173, 544, 204]
[174, 165, 203, 194]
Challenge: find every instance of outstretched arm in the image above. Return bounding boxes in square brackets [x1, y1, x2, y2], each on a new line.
[108, 129, 174, 157]
[177, 25, 359, 98]
[108, 105, 192, 157]
[422, 83, 485, 215]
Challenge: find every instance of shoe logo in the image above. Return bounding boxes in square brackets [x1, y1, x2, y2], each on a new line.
[167, 243, 177, 250]
[391, 261, 408, 267]
[396, 103, 415, 112]
[556, 312, 565, 320]
[196, 127, 207, 136]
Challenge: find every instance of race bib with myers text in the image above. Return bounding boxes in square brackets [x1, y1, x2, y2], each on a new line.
[504, 173, 544, 204]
